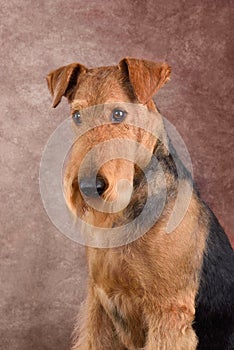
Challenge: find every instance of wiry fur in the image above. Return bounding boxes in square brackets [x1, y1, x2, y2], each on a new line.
[47, 58, 234, 350]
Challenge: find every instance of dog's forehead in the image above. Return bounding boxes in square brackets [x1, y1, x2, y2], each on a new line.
[72, 66, 132, 108]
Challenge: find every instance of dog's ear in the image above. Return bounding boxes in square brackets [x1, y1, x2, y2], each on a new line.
[46, 63, 87, 108]
[119, 58, 171, 104]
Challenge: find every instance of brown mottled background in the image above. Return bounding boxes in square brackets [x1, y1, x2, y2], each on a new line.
[0, 1, 233, 349]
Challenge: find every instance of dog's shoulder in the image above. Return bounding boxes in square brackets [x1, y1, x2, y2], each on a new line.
[194, 202, 234, 349]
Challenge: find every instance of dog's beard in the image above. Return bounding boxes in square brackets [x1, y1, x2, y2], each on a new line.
[64, 154, 173, 247]
[73, 155, 168, 227]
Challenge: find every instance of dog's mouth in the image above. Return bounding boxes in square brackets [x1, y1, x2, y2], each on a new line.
[69, 153, 159, 216]
[65, 149, 172, 236]
[68, 166, 144, 223]
[97, 169, 148, 218]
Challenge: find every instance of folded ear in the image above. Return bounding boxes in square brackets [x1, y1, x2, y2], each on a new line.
[119, 58, 171, 104]
[46, 63, 87, 108]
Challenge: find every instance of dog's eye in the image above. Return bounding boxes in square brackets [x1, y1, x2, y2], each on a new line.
[111, 109, 127, 123]
[72, 111, 82, 125]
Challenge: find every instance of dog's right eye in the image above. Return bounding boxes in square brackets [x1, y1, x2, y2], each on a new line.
[72, 111, 82, 125]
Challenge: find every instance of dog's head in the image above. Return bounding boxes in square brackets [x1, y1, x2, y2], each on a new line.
[46, 58, 171, 228]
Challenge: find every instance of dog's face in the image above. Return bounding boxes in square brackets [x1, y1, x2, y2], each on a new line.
[47, 58, 171, 227]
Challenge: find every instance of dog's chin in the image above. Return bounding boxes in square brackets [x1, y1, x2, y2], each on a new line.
[79, 207, 121, 230]
[68, 185, 136, 230]
[102, 180, 133, 211]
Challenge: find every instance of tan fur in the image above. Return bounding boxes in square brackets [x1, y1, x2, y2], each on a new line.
[47, 58, 209, 350]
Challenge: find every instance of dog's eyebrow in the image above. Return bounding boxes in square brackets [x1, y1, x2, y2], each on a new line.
[71, 99, 88, 110]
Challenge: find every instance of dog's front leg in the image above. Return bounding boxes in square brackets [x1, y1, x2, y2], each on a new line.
[71, 287, 126, 350]
[144, 312, 198, 350]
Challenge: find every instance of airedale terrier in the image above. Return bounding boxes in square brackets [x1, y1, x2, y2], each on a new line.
[46, 58, 234, 350]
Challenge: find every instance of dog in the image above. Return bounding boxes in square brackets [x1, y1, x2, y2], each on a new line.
[46, 58, 234, 350]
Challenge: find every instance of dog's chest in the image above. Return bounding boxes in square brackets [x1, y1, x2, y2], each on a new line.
[88, 248, 145, 327]
[95, 285, 146, 347]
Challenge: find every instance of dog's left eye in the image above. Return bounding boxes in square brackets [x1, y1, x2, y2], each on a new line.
[111, 109, 127, 123]
[72, 111, 82, 125]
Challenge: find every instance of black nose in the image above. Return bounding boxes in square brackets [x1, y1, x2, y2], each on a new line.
[79, 176, 107, 197]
